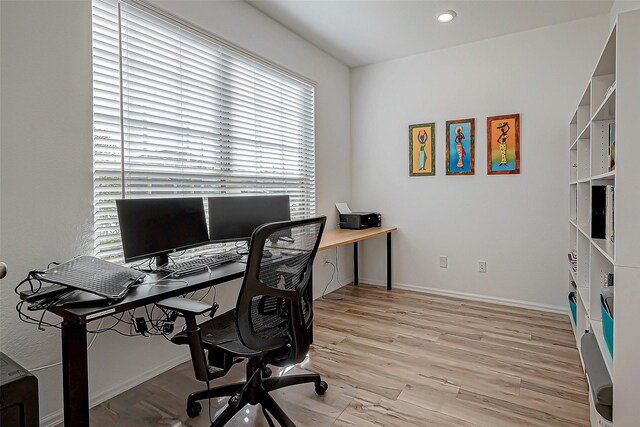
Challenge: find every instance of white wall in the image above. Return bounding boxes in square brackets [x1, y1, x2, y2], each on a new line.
[350, 15, 609, 311]
[0, 0, 351, 424]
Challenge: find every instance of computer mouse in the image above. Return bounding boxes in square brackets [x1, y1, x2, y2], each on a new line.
[263, 251, 273, 258]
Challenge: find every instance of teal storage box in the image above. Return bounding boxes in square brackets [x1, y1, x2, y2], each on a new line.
[569, 292, 577, 327]
[600, 295, 613, 356]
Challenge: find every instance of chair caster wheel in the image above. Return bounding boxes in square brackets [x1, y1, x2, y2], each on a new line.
[263, 367, 272, 378]
[186, 401, 202, 418]
[315, 380, 328, 395]
[229, 393, 242, 408]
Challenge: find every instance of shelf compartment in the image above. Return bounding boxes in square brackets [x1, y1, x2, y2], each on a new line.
[590, 244, 614, 319]
[592, 239, 615, 264]
[576, 84, 591, 134]
[591, 170, 615, 184]
[569, 185, 577, 223]
[577, 182, 590, 230]
[592, 84, 616, 121]
[577, 138, 591, 180]
[590, 319, 614, 378]
[570, 110, 578, 145]
[592, 26, 616, 78]
[576, 233, 591, 305]
[570, 148, 578, 182]
[569, 301, 578, 340]
[578, 225, 590, 239]
[569, 224, 577, 285]
[574, 285, 589, 353]
[577, 286, 590, 317]
[591, 120, 615, 177]
[591, 184, 615, 244]
[577, 122, 591, 140]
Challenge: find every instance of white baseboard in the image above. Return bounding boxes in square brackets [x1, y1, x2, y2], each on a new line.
[42, 352, 191, 427]
[360, 277, 568, 315]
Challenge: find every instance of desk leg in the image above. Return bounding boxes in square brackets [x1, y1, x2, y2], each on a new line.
[308, 271, 314, 344]
[62, 320, 89, 427]
[387, 233, 392, 291]
[353, 242, 359, 286]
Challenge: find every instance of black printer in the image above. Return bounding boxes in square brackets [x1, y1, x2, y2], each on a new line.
[339, 212, 381, 230]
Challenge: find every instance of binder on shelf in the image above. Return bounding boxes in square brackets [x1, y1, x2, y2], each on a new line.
[600, 296, 614, 357]
[604, 185, 614, 243]
[568, 292, 577, 326]
[608, 123, 615, 172]
[592, 186, 607, 239]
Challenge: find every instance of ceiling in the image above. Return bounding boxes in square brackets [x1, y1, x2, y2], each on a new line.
[245, 0, 613, 68]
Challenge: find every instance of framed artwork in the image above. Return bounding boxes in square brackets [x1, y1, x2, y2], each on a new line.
[409, 122, 435, 176]
[446, 118, 475, 175]
[487, 113, 520, 175]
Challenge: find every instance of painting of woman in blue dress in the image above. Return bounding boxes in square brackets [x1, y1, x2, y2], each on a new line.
[409, 122, 435, 176]
[418, 129, 428, 170]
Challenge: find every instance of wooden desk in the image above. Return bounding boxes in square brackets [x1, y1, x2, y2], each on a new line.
[319, 227, 397, 290]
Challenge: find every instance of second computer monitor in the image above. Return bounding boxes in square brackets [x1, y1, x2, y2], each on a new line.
[208, 195, 291, 243]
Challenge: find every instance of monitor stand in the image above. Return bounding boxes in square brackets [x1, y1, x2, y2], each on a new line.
[155, 254, 169, 269]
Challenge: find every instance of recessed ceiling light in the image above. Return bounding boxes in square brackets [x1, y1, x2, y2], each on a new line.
[436, 10, 457, 23]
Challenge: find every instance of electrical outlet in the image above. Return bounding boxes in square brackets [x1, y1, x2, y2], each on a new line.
[439, 256, 448, 268]
[479, 261, 487, 273]
[321, 252, 331, 265]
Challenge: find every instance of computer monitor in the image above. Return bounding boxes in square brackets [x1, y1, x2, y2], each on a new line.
[208, 195, 291, 243]
[116, 197, 210, 266]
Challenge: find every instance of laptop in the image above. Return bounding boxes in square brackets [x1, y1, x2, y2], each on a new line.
[33, 256, 145, 300]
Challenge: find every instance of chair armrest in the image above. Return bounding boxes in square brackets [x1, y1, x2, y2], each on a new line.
[157, 297, 213, 316]
[260, 286, 297, 300]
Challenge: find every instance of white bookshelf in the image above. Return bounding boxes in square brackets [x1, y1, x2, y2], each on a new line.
[567, 10, 640, 426]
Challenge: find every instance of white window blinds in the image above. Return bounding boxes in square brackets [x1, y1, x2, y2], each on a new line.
[92, 0, 316, 262]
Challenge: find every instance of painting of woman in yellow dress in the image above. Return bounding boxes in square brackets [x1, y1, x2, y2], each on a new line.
[487, 114, 520, 175]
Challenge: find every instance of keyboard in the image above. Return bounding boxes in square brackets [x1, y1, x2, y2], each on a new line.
[34, 256, 146, 299]
[161, 252, 242, 276]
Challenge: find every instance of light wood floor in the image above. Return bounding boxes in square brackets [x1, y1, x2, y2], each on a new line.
[83, 284, 589, 426]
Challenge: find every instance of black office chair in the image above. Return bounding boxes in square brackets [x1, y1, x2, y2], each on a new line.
[158, 216, 327, 427]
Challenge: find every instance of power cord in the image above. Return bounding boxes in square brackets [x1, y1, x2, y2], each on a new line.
[15, 300, 62, 330]
[29, 317, 105, 372]
[321, 247, 346, 299]
[321, 260, 336, 298]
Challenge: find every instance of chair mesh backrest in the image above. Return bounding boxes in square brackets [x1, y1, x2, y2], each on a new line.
[235, 217, 325, 363]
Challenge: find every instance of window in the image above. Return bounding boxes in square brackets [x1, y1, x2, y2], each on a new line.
[92, 0, 316, 262]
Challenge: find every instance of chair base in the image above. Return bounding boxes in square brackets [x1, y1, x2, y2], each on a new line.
[186, 360, 327, 427]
